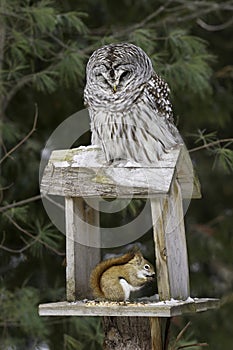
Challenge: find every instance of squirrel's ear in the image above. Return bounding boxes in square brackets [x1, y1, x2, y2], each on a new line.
[132, 245, 140, 254]
[134, 250, 143, 264]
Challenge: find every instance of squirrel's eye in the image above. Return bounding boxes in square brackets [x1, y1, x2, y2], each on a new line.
[144, 264, 150, 270]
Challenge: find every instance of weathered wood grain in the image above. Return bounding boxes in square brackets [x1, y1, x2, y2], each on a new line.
[65, 197, 101, 300]
[150, 318, 163, 350]
[40, 146, 201, 199]
[163, 179, 190, 299]
[151, 180, 190, 300]
[103, 317, 152, 350]
[151, 197, 171, 300]
[65, 197, 76, 301]
[39, 298, 220, 317]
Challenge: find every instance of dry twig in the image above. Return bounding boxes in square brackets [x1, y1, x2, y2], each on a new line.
[1, 212, 65, 256]
[0, 105, 38, 165]
[0, 194, 42, 213]
[189, 138, 233, 153]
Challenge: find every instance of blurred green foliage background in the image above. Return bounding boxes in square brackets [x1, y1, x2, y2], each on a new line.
[0, 0, 232, 349]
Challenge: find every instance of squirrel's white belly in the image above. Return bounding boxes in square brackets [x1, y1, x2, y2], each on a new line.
[119, 278, 142, 300]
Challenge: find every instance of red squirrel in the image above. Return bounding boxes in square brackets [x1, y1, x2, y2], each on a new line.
[90, 249, 155, 301]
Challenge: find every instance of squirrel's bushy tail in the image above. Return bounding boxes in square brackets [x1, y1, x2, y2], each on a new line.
[90, 250, 135, 299]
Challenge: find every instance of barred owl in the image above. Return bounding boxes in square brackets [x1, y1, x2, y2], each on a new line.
[84, 43, 182, 164]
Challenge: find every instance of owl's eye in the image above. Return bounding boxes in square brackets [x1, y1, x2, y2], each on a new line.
[94, 65, 107, 77]
[95, 72, 102, 77]
[95, 72, 106, 83]
[120, 71, 130, 81]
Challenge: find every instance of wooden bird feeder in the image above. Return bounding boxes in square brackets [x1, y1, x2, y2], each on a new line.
[39, 145, 219, 350]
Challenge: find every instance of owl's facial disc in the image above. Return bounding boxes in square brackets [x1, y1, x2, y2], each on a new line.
[99, 66, 132, 93]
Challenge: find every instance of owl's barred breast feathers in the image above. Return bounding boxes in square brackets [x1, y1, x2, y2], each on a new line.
[84, 43, 182, 164]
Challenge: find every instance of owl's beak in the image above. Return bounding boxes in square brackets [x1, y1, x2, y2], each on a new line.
[113, 85, 117, 93]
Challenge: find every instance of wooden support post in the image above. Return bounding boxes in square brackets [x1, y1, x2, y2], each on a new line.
[150, 178, 190, 349]
[150, 318, 163, 350]
[66, 197, 76, 301]
[163, 179, 190, 299]
[151, 179, 189, 300]
[65, 197, 101, 300]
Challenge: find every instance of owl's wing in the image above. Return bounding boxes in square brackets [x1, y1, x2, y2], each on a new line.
[146, 73, 174, 124]
[144, 73, 183, 149]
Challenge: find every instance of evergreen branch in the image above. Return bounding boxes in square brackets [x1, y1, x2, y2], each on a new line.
[3, 63, 57, 110]
[0, 183, 14, 192]
[173, 0, 233, 10]
[3, 74, 35, 111]
[0, 10, 25, 20]
[0, 194, 42, 213]
[95, 1, 173, 39]
[0, 230, 38, 254]
[48, 32, 73, 50]
[189, 138, 233, 153]
[4, 213, 65, 256]
[86, 0, 233, 48]
[173, 7, 232, 25]
[0, 10, 25, 21]
[197, 18, 233, 31]
[131, 0, 174, 30]
[0, 105, 38, 165]
[144, 1, 233, 28]
[0, 191, 64, 214]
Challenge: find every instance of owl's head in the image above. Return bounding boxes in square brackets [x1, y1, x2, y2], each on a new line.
[85, 43, 153, 97]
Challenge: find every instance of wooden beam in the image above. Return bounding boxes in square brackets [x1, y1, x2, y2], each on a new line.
[38, 298, 220, 317]
[164, 179, 190, 299]
[65, 197, 101, 300]
[151, 179, 190, 300]
[151, 197, 171, 300]
[65, 197, 76, 301]
[40, 146, 201, 199]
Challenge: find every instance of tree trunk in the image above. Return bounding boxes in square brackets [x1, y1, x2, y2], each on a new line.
[102, 316, 163, 350]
